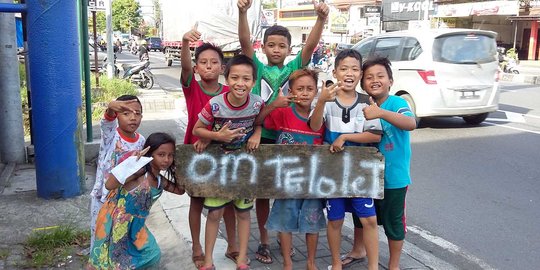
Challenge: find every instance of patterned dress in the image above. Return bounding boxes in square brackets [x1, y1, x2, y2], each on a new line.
[88, 173, 162, 269]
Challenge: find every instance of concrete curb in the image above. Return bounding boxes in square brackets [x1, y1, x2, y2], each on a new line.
[500, 73, 540, 84]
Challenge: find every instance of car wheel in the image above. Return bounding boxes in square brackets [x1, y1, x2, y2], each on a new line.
[462, 113, 489, 125]
[399, 93, 421, 124]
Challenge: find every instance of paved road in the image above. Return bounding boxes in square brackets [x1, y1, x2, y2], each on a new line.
[116, 51, 540, 269]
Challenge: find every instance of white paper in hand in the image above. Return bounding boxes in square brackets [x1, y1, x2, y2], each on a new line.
[111, 156, 153, 185]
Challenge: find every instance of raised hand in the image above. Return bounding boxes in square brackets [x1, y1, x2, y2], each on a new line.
[313, 0, 329, 19]
[237, 0, 252, 13]
[270, 88, 297, 108]
[107, 99, 140, 113]
[183, 22, 201, 42]
[217, 121, 246, 143]
[318, 80, 340, 103]
[362, 96, 382, 120]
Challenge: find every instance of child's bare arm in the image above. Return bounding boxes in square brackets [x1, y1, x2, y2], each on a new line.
[254, 90, 295, 125]
[181, 23, 201, 85]
[246, 125, 262, 152]
[105, 167, 144, 190]
[330, 132, 381, 153]
[301, 0, 329, 65]
[363, 97, 417, 131]
[238, 0, 254, 58]
[309, 82, 339, 131]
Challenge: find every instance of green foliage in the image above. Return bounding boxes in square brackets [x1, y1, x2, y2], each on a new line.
[262, 0, 277, 9]
[24, 225, 90, 268]
[83, 74, 138, 121]
[91, 0, 141, 33]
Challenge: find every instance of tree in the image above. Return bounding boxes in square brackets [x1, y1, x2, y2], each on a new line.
[89, 0, 142, 34]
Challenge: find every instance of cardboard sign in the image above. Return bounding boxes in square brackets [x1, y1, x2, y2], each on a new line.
[176, 145, 385, 199]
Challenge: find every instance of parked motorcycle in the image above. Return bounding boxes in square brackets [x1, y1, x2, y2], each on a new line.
[114, 57, 154, 89]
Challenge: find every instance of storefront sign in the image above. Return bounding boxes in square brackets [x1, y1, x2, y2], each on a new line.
[434, 1, 519, 18]
[384, 0, 434, 21]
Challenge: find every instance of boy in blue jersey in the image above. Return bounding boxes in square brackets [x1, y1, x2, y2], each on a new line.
[309, 49, 382, 270]
[342, 56, 417, 270]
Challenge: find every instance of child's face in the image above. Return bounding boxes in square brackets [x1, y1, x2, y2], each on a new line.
[362, 64, 393, 101]
[116, 101, 143, 136]
[290, 75, 317, 109]
[226, 64, 255, 101]
[333, 56, 362, 92]
[194, 50, 224, 81]
[151, 142, 175, 171]
[262, 35, 291, 66]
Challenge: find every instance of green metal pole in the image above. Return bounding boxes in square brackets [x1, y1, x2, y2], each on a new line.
[79, 0, 93, 142]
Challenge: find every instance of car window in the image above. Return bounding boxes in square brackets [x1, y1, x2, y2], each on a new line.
[433, 33, 497, 64]
[373, 37, 402, 61]
[354, 39, 374, 60]
[400, 37, 422, 61]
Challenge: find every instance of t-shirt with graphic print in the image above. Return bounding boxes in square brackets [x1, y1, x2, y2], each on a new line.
[198, 92, 264, 151]
[264, 105, 324, 145]
[91, 115, 146, 203]
[379, 95, 414, 189]
[252, 51, 305, 140]
[182, 73, 228, 144]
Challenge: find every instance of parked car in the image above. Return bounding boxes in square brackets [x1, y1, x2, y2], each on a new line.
[352, 28, 500, 124]
[146, 37, 163, 52]
[334, 43, 353, 54]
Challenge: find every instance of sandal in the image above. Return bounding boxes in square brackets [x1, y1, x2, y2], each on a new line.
[236, 263, 250, 270]
[192, 254, 205, 269]
[276, 238, 296, 257]
[255, 243, 273, 264]
[225, 251, 251, 265]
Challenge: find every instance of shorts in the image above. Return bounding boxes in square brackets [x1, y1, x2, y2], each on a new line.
[266, 199, 326, 234]
[326, 197, 376, 221]
[352, 187, 407, 241]
[204, 197, 254, 212]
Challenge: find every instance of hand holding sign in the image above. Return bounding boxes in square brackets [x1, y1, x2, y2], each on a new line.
[362, 96, 382, 120]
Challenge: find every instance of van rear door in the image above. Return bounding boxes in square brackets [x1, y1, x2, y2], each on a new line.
[431, 31, 498, 107]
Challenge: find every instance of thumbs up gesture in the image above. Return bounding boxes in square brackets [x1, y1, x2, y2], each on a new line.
[313, 0, 329, 19]
[182, 22, 201, 42]
[238, 0, 252, 13]
[362, 96, 381, 120]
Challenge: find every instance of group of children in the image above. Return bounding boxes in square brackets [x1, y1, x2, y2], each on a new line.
[86, 1, 416, 270]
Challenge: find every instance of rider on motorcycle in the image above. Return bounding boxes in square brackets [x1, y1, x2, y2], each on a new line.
[139, 39, 149, 61]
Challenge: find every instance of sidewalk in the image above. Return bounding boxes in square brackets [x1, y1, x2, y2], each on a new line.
[500, 60, 540, 84]
[0, 88, 458, 269]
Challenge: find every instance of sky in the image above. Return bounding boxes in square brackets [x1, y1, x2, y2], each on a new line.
[137, 0, 155, 25]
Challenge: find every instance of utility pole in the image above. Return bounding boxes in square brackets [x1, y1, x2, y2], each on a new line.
[0, 0, 26, 163]
[106, 0, 114, 78]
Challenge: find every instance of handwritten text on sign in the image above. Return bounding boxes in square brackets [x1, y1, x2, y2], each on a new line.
[176, 145, 385, 199]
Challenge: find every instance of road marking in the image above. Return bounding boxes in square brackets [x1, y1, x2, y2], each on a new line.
[486, 110, 525, 123]
[483, 121, 540, 135]
[407, 225, 495, 270]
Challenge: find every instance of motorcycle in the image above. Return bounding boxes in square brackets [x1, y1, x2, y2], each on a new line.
[502, 57, 519, 74]
[114, 55, 155, 89]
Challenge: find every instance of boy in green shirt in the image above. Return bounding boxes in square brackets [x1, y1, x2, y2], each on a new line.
[237, 0, 329, 264]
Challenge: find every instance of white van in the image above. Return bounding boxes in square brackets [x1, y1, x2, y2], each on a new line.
[352, 28, 500, 124]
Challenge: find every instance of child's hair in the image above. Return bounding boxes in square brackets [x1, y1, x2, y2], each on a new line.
[334, 49, 362, 69]
[116, 95, 143, 113]
[143, 132, 177, 183]
[362, 56, 394, 81]
[195, 42, 225, 64]
[289, 68, 318, 88]
[224, 54, 257, 80]
[263, 25, 291, 46]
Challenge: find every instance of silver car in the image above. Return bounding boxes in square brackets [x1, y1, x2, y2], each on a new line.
[353, 28, 500, 125]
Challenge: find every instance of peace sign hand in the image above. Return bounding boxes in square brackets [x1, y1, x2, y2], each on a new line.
[362, 96, 382, 120]
[319, 80, 340, 103]
[217, 121, 246, 143]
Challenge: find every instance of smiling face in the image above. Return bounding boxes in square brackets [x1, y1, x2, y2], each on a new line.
[362, 64, 393, 101]
[194, 49, 224, 81]
[262, 35, 291, 67]
[225, 64, 255, 104]
[333, 56, 362, 92]
[151, 142, 175, 171]
[290, 75, 317, 110]
[116, 101, 143, 137]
